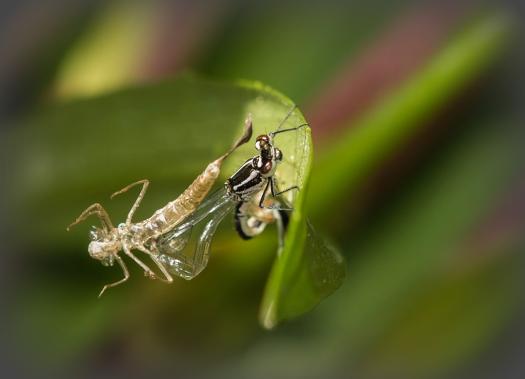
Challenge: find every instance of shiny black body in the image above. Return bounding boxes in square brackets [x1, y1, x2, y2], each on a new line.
[225, 158, 265, 201]
[226, 149, 291, 240]
[224, 112, 306, 240]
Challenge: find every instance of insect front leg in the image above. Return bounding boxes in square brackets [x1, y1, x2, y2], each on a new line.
[258, 180, 271, 209]
[266, 177, 297, 211]
[136, 245, 174, 284]
[110, 179, 149, 225]
[67, 203, 114, 231]
[270, 177, 299, 197]
[98, 255, 129, 297]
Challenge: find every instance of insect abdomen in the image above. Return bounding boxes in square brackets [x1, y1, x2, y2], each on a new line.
[139, 159, 222, 239]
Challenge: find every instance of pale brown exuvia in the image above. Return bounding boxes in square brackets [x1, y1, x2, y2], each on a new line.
[67, 117, 253, 297]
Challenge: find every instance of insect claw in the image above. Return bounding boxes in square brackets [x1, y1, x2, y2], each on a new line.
[66, 220, 79, 231]
[98, 285, 108, 298]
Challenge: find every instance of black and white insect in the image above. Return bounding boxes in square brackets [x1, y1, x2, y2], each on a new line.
[154, 106, 307, 279]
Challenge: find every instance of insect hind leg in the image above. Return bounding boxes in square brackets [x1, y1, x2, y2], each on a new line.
[276, 210, 290, 253]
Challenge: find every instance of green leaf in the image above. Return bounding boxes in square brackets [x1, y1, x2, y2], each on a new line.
[7, 75, 345, 328]
[315, 118, 523, 372]
[359, 254, 522, 378]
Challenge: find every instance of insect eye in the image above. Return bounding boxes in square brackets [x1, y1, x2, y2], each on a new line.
[255, 135, 270, 150]
[260, 161, 273, 174]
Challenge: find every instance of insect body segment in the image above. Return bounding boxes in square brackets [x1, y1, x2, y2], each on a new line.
[132, 158, 223, 242]
[68, 118, 253, 296]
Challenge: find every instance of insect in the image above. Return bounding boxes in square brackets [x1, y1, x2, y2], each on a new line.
[154, 106, 308, 279]
[67, 118, 253, 297]
[234, 189, 289, 246]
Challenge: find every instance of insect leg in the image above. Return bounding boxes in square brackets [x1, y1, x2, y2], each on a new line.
[266, 177, 295, 211]
[274, 185, 299, 197]
[98, 255, 129, 297]
[67, 203, 114, 231]
[136, 245, 174, 283]
[110, 179, 149, 225]
[122, 242, 157, 280]
[276, 212, 286, 254]
[258, 180, 271, 208]
[270, 177, 298, 197]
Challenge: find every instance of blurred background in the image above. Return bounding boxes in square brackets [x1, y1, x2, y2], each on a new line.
[1, 0, 524, 378]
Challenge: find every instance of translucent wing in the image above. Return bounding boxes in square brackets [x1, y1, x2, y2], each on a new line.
[156, 223, 193, 255]
[155, 188, 235, 280]
[303, 219, 346, 297]
[170, 187, 232, 232]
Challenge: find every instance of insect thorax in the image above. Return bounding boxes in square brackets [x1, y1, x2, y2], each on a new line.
[225, 158, 266, 200]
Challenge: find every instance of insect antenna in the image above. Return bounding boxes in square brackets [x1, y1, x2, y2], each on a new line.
[272, 104, 297, 134]
[269, 105, 309, 139]
[271, 123, 309, 137]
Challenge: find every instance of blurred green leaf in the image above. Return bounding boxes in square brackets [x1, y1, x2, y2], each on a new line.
[198, 1, 400, 102]
[7, 75, 345, 328]
[11, 282, 124, 369]
[53, 1, 156, 99]
[322, 119, 522, 374]
[359, 253, 522, 378]
[309, 12, 513, 219]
